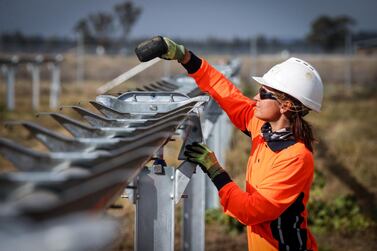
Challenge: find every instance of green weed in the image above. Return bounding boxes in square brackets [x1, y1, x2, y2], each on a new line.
[308, 195, 372, 234]
[206, 208, 245, 235]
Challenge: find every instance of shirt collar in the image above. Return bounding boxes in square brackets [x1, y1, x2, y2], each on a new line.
[261, 123, 296, 152]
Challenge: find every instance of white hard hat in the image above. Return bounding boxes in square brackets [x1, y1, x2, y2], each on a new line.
[252, 57, 323, 112]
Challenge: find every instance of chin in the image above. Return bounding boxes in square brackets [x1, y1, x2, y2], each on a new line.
[255, 113, 270, 122]
[255, 113, 265, 121]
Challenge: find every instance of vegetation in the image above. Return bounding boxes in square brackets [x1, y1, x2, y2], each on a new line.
[306, 15, 355, 52]
[74, 1, 142, 49]
[2, 13, 377, 55]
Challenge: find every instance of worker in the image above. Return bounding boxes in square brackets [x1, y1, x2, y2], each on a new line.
[137, 36, 323, 251]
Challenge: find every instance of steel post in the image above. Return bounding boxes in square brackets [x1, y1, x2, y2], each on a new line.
[135, 166, 175, 251]
[182, 167, 206, 251]
[4, 56, 19, 111]
[28, 63, 41, 110]
[205, 131, 219, 209]
[76, 33, 85, 86]
[49, 56, 62, 109]
[6, 65, 15, 111]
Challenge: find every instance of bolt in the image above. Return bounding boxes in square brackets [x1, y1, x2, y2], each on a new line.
[170, 193, 174, 199]
[170, 175, 174, 180]
[149, 104, 158, 111]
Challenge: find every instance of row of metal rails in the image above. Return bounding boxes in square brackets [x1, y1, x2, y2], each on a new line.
[0, 55, 63, 110]
[0, 59, 240, 251]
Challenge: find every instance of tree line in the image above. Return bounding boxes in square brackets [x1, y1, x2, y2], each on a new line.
[73, 1, 142, 48]
[1, 10, 376, 54]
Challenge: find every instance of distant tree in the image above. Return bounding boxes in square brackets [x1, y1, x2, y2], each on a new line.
[255, 35, 268, 50]
[307, 15, 355, 52]
[1, 31, 27, 45]
[88, 12, 114, 47]
[73, 12, 114, 48]
[114, 1, 142, 46]
[352, 31, 377, 42]
[74, 18, 93, 43]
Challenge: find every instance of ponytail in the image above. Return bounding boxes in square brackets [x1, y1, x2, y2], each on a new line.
[273, 90, 316, 152]
[290, 113, 315, 152]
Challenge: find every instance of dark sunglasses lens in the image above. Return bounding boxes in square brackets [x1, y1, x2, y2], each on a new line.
[259, 88, 276, 100]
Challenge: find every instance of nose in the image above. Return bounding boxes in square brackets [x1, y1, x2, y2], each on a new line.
[253, 93, 260, 101]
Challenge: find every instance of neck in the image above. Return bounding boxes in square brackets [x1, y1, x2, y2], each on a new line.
[269, 116, 291, 132]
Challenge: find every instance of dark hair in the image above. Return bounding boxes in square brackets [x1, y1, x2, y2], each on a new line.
[289, 110, 315, 152]
[274, 91, 316, 152]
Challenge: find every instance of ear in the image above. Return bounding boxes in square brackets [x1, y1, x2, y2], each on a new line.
[279, 100, 292, 114]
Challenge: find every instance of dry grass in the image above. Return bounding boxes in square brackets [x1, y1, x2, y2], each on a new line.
[238, 54, 377, 85]
[310, 85, 377, 197]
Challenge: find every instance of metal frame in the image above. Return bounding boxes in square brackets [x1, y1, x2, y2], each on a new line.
[0, 55, 63, 110]
[0, 59, 241, 251]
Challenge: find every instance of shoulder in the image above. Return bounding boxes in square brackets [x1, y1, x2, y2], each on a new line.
[274, 142, 314, 171]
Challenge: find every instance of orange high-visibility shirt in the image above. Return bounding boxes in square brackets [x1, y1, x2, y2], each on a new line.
[189, 59, 318, 251]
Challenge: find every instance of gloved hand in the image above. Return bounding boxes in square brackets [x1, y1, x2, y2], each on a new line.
[161, 37, 186, 62]
[184, 142, 225, 180]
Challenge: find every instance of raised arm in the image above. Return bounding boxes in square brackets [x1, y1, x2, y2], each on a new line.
[182, 52, 256, 133]
[135, 36, 258, 134]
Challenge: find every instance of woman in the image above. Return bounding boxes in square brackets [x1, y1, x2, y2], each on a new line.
[138, 37, 323, 251]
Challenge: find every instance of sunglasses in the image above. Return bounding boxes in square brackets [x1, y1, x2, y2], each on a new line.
[258, 87, 277, 100]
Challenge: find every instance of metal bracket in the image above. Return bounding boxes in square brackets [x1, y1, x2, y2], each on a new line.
[174, 161, 197, 204]
[4, 121, 89, 152]
[61, 105, 130, 128]
[177, 112, 204, 160]
[37, 112, 106, 138]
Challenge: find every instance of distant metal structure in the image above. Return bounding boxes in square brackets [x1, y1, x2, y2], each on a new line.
[0, 59, 241, 251]
[76, 33, 85, 87]
[344, 33, 353, 89]
[0, 54, 63, 110]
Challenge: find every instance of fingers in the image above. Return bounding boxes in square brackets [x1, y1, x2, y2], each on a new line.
[192, 142, 212, 152]
[186, 142, 209, 153]
[183, 150, 202, 158]
[185, 144, 204, 154]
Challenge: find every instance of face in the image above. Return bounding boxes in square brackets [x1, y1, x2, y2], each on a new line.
[253, 86, 283, 122]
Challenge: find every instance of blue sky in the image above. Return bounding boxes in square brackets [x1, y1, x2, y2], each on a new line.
[0, 0, 376, 39]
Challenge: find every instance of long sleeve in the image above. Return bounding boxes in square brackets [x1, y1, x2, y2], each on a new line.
[186, 55, 257, 133]
[218, 152, 314, 226]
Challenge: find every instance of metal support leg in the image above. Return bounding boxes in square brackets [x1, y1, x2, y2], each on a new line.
[205, 128, 220, 209]
[49, 61, 61, 109]
[6, 65, 15, 111]
[76, 33, 85, 87]
[28, 63, 41, 110]
[206, 113, 232, 209]
[135, 166, 175, 251]
[181, 113, 205, 251]
[183, 167, 206, 251]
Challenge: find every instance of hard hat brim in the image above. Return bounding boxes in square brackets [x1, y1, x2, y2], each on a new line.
[252, 75, 321, 112]
[252, 76, 277, 90]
